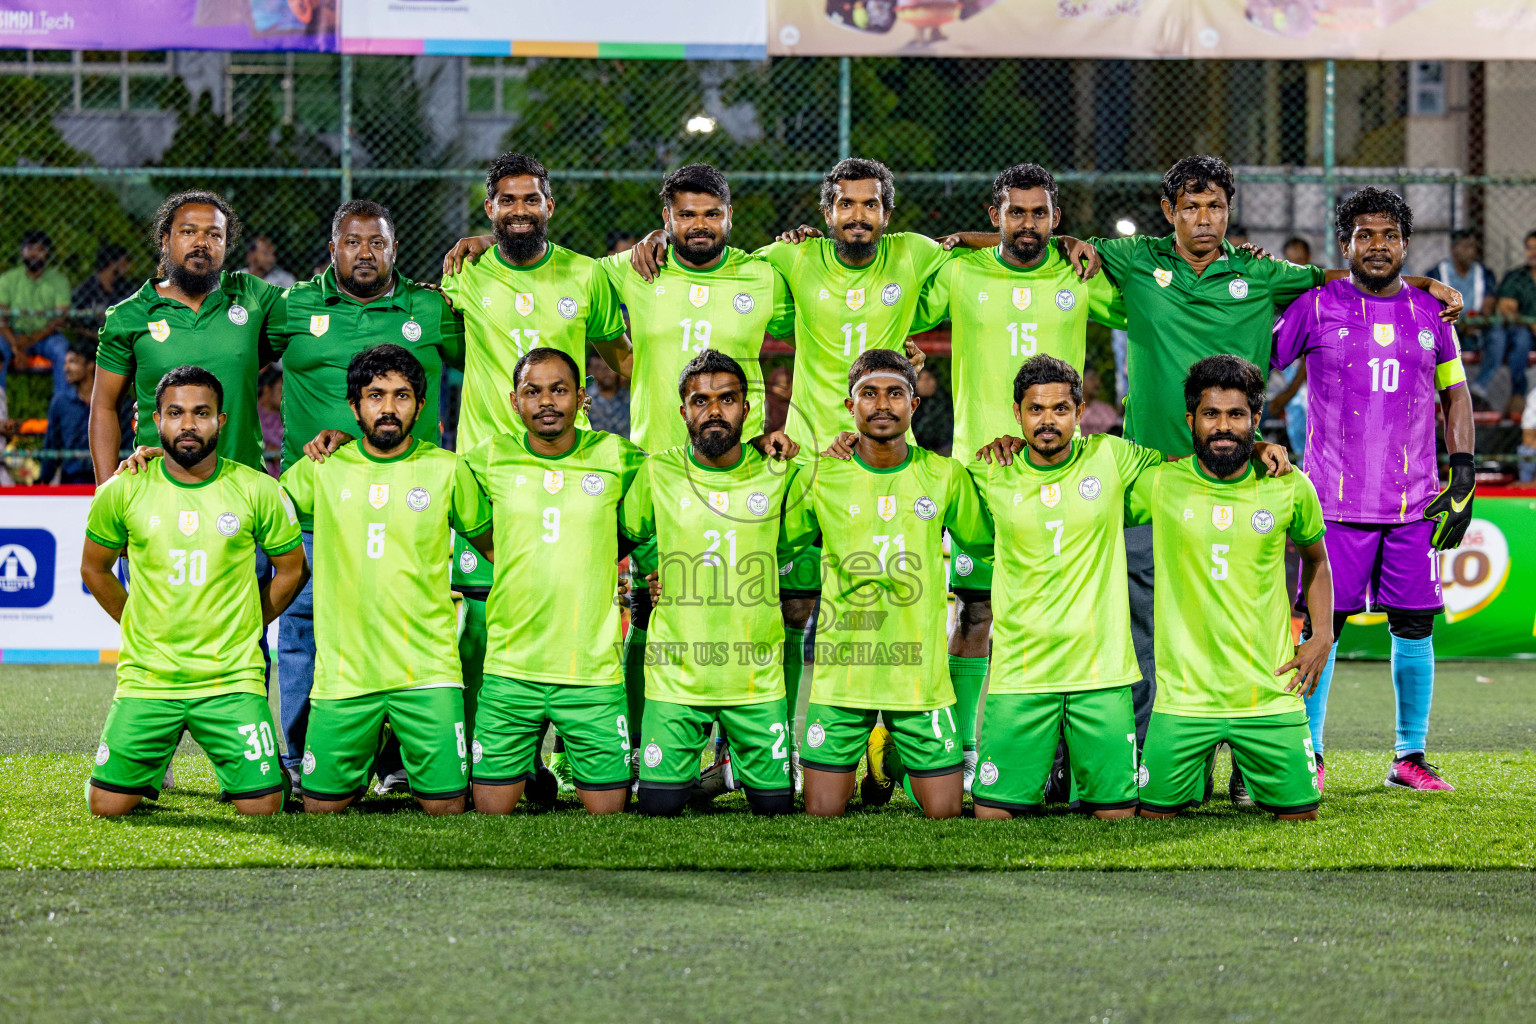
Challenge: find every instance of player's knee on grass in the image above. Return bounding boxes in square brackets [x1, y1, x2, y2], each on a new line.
[575, 784, 628, 815]
[87, 786, 143, 817]
[1138, 806, 1177, 819]
[744, 788, 794, 817]
[974, 803, 1014, 821]
[472, 781, 524, 815]
[909, 772, 963, 819]
[1277, 809, 1318, 821]
[1092, 807, 1136, 820]
[232, 793, 282, 816]
[303, 795, 356, 814]
[803, 767, 856, 816]
[637, 785, 690, 817]
[1386, 611, 1434, 641]
[418, 796, 465, 816]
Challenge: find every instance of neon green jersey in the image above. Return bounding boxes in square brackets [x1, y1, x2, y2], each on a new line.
[84, 459, 302, 700]
[441, 244, 626, 450]
[1126, 457, 1327, 717]
[279, 439, 492, 700]
[755, 234, 952, 452]
[465, 428, 645, 686]
[915, 245, 1127, 456]
[966, 435, 1161, 694]
[619, 445, 799, 706]
[600, 247, 795, 453]
[782, 446, 991, 710]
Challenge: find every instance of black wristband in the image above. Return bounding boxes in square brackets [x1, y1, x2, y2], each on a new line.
[1449, 452, 1475, 470]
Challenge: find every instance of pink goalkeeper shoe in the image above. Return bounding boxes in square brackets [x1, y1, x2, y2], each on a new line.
[1384, 753, 1455, 791]
[1314, 753, 1325, 795]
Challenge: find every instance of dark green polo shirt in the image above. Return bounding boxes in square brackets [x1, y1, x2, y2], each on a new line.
[1496, 266, 1536, 320]
[97, 272, 284, 472]
[1092, 234, 1325, 456]
[270, 268, 464, 528]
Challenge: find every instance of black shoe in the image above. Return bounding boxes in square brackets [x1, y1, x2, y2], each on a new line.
[524, 763, 559, 809]
[1043, 741, 1071, 803]
[1229, 762, 1254, 808]
[1203, 747, 1218, 802]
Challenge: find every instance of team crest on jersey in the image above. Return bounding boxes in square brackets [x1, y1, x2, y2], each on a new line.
[227, 304, 249, 325]
[845, 288, 865, 311]
[557, 296, 578, 319]
[178, 511, 198, 536]
[407, 487, 430, 511]
[147, 319, 170, 342]
[1055, 289, 1075, 311]
[806, 723, 826, 748]
[514, 293, 535, 316]
[1373, 324, 1395, 347]
[1040, 483, 1062, 509]
[1251, 509, 1275, 534]
[1153, 268, 1173, 288]
[1079, 476, 1102, 500]
[1212, 505, 1234, 531]
[309, 314, 330, 337]
[914, 495, 937, 520]
[955, 554, 974, 577]
[302, 750, 316, 775]
[402, 320, 422, 342]
[471, 739, 483, 764]
[747, 491, 769, 516]
[644, 742, 663, 768]
[216, 512, 240, 537]
[1418, 329, 1436, 351]
[709, 491, 729, 514]
[369, 484, 390, 509]
[543, 470, 563, 494]
[1137, 764, 1149, 788]
[582, 473, 604, 496]
[1012, 287, 1032, 311]
[688, 284, 710, 308]
[881, 283, 901, 306]
[877, 495, 897, 522]
[733, 292, 754, 314]
[95, 742, 110, 766]
[459, 549, 479, 574]
[1228, 279, 1249, 300]
[978, 760, 999, 787]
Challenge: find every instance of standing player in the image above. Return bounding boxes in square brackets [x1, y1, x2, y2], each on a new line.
[438, 153, 631, 770]
[268, 199, 465, 794]
[79, 366, 308, 816]
[1272, 187, 1475, 792]
[1130, 355, 1333, 820]
[280, 346, 493, 816]
[781, 349, 992, 819]
[464, 348, 645, 815]
[621, 350, 798, 816]
[911, 163, 1127, 788]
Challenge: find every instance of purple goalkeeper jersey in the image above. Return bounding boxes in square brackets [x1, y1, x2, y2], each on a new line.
[1272, 278, 1466, 524]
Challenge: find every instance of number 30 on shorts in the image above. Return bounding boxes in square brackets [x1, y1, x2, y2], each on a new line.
[238, 721, 277, 760]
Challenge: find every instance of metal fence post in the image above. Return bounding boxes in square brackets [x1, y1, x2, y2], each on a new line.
[1322, 58, 1336, 229]
[838, 56, 851, 161]
[339, 53, 354, 204]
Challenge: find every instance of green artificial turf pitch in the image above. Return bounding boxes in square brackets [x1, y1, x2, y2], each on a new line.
[1, 660, 1533, 1021]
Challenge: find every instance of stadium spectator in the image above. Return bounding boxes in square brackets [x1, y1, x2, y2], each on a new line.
[606, 231, 638, 256]
[38, 340, 132, 485]
[910, 365, 953, 455]
[243, 233, 297, 288]
[1425, 229, 1496, 343]
[70, 244, 136, 339]
[258, 364, 283, 477]
[586, 348, 631, 437]
[1478, 229, 1536, 415]
[1283, 235, 1314, 266]
[1079, 368, 1122, 435]
[0, 230, 72, 395]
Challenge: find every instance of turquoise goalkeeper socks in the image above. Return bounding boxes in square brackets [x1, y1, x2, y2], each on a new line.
[1391, 634, 1435, 755]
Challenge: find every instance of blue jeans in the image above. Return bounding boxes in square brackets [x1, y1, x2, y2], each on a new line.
[1479, 323, 1532, 396]
[0, 330, 69, 392]
[276, 531, 315, 769]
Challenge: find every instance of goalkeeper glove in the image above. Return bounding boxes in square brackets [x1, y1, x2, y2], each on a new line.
[1423, 452, 1475, 550]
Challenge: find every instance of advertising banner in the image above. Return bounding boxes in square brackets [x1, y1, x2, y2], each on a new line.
[0, 488, 123, 662]
[0, 1, 338, 52]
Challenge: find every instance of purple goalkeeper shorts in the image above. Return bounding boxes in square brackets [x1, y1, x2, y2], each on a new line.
[1297, 518, 1444, 615]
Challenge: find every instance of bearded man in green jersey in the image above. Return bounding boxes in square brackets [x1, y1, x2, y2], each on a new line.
[1129, 355, 1333, 820]
[80, 366, 309, 817]
[782, 348, 991, 820]
[465, 347, 646, 816]
[621, 349, 798, 817]
[280, 346, 493, 816]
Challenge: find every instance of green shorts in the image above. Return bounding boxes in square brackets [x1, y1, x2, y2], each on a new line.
[947, 535, 993, 595]
[973, 687, 1138, 813]
[1139, 710, 1319, 815]
[90, 692, 283, 801]
[303, 686, 468, 801]
[778, 544, 822, 596]
[473, 674, 631, 790]
[639, 698, 792, 794]
[800, 702, 963, 777]
[452, 531, 493, 589]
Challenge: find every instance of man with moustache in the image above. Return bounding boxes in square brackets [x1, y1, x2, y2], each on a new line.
[91, 191, 285, 484]
[1271, 187, 1475, 793]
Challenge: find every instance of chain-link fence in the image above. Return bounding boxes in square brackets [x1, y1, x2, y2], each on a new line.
[3, 53, 1535, 475]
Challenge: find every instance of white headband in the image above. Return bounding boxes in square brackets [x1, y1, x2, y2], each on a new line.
[851, 371, 912, 393]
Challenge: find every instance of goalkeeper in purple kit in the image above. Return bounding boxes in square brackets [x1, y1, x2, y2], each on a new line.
[1272, 187, 1476, 793]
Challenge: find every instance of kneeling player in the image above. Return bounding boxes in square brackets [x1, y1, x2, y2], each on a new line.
[782, 349, 992, 819]
[465, 348, 646, 815]
[1131, 356, 1333, 821]
[281, 346, 494, 816]
[621, 350, 797, 816]
[80, 366, 309, 816]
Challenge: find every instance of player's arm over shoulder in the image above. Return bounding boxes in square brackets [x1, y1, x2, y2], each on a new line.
[1100, 434, 1165, 484]
[244, 467, 303, 556]
[1284, 470, 1326, 546]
